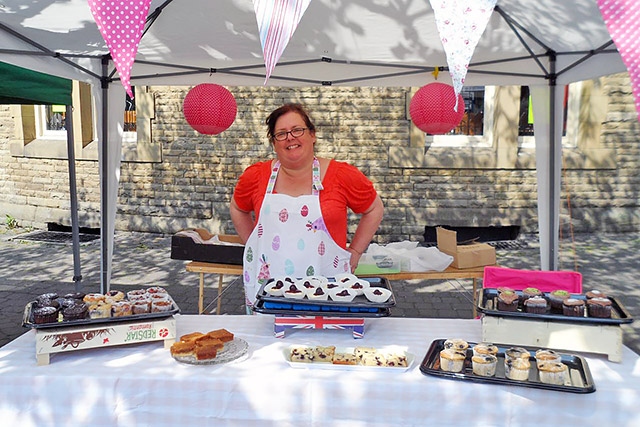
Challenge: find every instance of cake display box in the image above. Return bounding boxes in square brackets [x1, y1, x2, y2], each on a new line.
[170, 230, 244, 265]
[478, 288, 633, 362]
[34, 316, 176, 366]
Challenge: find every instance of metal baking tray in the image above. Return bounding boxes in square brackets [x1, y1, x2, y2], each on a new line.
[251, 299, 392, 317]
[22, 299, 180, 329]
[477, 288, 634, 325]
[420, 339, 596, 394]
[256, 276, 396, 309]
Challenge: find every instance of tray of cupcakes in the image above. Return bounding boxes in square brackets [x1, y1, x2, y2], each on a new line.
[477, 287, 633, 325]
[251, 274, 394, 317]
[22, 287, 180, 329]
[420, 339, 596, 394]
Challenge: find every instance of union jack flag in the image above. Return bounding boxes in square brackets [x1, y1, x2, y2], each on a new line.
[274, 315, 365, 339]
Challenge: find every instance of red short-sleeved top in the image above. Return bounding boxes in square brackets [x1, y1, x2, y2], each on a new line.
[233, 159, 378, 248]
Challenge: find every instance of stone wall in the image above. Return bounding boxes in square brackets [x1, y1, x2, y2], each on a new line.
[1, 76, 639, 244]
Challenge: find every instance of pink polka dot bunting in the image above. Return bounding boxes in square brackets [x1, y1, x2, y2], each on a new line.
[598, 0, 640, 119]
[88, 0, 153, 98]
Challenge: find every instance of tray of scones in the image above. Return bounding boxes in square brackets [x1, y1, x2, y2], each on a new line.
[420, 338, 595, 393]
[284, 344, 413, 372]
[255, 274, 395, 315]
[23, 287, 180, 329]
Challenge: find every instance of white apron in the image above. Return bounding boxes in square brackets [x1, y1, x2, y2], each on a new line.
[242, 158, 351, 306]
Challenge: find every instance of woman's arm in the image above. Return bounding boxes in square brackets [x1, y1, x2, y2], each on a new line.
[347, 195, 384, 272]
[230, 198, 255, 244]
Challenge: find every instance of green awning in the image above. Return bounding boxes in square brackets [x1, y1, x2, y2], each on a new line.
[0, 61, 72, 105]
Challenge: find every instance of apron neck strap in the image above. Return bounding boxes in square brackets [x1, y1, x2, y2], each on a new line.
[267, 158, 323, 195]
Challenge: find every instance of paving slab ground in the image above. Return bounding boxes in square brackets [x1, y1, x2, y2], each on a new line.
[1, 226, 638, 357]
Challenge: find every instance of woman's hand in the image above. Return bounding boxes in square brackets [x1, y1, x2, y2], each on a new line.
[347, 247, 362, 273]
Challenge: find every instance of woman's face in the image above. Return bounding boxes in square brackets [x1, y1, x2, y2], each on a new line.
[272, 111, 316, 167]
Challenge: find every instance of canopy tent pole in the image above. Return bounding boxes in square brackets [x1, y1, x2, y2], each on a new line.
[100, 56, 110, 294]
[65, 105, 83, 290]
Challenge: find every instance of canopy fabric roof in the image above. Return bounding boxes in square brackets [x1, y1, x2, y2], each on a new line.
[0, 60, 72, 105]
[0, 0, 632, 291]
[0, 0, 626, 89]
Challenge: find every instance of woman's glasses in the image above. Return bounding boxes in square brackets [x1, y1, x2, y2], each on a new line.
[272, 127, 308, 141]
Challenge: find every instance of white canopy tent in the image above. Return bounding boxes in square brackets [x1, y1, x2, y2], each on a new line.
[0, 0, 628, 292]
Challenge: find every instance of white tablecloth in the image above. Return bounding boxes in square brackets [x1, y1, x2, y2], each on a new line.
[1, 315, 639, 427]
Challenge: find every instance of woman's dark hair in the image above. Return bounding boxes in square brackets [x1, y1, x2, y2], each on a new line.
[265, 103, 316, 140]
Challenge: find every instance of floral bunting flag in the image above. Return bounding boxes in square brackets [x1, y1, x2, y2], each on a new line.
[429, 0, 497, 110]
[597, 0, 640, 120]
[88, 0, 153, 98]
[253, 0, 312, 84]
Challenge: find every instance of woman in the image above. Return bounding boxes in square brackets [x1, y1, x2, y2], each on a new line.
[230, 103, 384, 306]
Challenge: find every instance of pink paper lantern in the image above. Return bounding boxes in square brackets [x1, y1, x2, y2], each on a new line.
[409, 82, 465, 135]
[183, 84, 237, 135]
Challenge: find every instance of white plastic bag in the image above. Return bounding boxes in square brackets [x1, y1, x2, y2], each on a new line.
[365, 241, 453, 272]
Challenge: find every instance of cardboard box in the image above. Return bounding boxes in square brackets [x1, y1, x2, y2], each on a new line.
[436, 227, 496, 269]
[170, 229, 244, 265]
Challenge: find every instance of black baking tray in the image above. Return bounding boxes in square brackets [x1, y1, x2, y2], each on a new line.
[251, 299, 392, 317]
[420, 339, 596, 394]
[256, 276, 396, 309]
[22, 299, 181, 329]
[477, 288, 634, 325]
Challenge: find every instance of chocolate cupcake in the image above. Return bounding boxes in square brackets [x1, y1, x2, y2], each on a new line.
[524, 295, 548, 314]
[497, 290, 519, 311]
[548, 289, 571, 313]
[520, 287, 542, 307]
[36, 293, 59, 307]
[587, 297, 612, 318]
[562, 298, 585, 317]
[586, 289, 607, 300]
[62, 303, 88, 321]
[64, 292, 86, 301]
[33, 306, 59, 324]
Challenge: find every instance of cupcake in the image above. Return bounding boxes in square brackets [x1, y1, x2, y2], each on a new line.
[535, 349, 561, 368]
[265, 279, 287, 296]
[127, 289, 148, 301]
[296, 278, 317, 296]
[538, 362, 569, 385]
[505, 347, 530, 362]
[586, 289, 607, 300]
[33, 306, 59, 324]
[562, 298, 586, 317]
[132, 299, 151, 314]
[333, 273, 358, 286]
[63, 292, 86, 301]
[330, 288, 356, 302]
[363, 287, 392, 303]
[88, 302, 112, 319]
[112, 301, 133, 317]
[473, 342, 499, 357]
[497, 290, 519, 312]
[36, 293, 59, 305]
[587, 297, 612, 318]
[439, 348, 467, 373]
[146, 286, 168, 295]
[524, 295, 548, 314]
[62, 303, 88, 321]
[520, 287, 542, 306]
[505, 357, 531, 381]
[548, 290, 571, 313]
[347, 279, 370, 296]
[283, 283, 306, 299]
[151, 300, 173, 313]
[472, 354, 498, 377]
[105, 290, 125, 302]
[443, 338, 469, 352]
[83, 293, 105, 305]
[307, 286, 329, 301]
